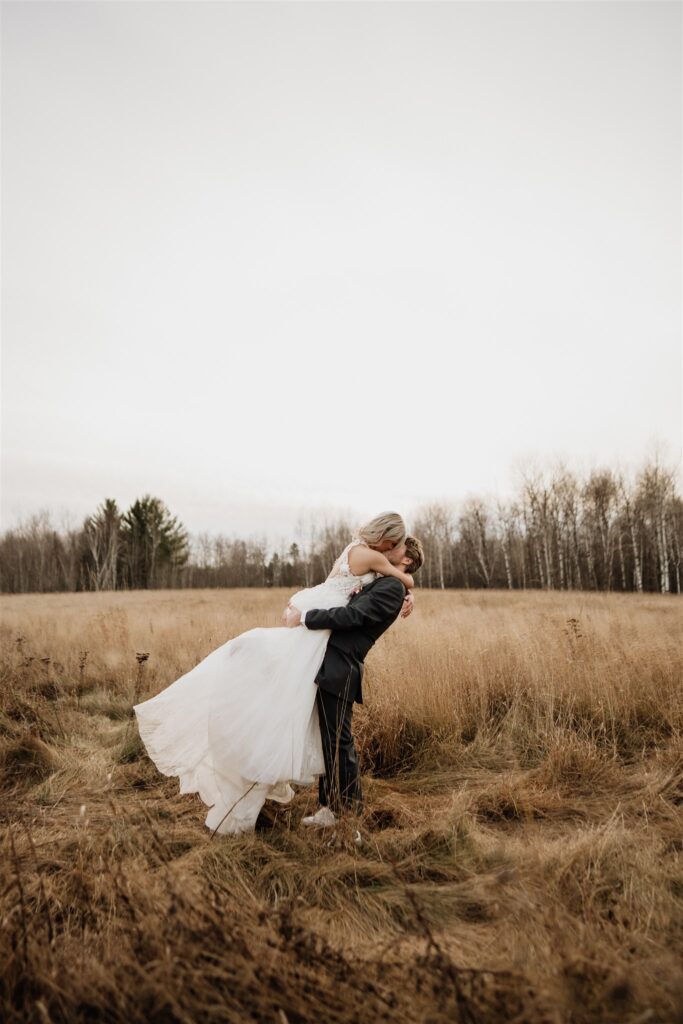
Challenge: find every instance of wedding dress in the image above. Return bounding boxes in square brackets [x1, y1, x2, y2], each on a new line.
[133, 539, 378, 835]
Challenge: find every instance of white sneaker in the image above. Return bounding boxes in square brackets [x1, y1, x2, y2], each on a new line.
[302, 806, 337, 828]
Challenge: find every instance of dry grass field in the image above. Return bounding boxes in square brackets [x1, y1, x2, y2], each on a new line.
[1, 587, 682, 1023]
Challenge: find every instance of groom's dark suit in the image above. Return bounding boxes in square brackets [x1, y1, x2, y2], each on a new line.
[302, 576, 406, 813]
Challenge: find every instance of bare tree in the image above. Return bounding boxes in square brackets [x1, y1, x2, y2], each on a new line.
[582, 470, 620, 591]
[413, 502, 455, 589]
[458, 498, 496, 588]
[83, 498, 121, 590]
[635, 459, 677, 594]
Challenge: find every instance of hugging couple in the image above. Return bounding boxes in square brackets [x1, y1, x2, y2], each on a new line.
[134, 512, 423, 838]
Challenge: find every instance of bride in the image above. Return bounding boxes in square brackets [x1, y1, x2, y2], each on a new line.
[133, 512, 415, 835]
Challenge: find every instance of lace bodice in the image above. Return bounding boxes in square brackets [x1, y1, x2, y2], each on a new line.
[289, 539, 379, 613]
[327, 539, 377, 585]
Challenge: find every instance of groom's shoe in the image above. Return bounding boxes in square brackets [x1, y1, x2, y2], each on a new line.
[302, 806, 337, 828]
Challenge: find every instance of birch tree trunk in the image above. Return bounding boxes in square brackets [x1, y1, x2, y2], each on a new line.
[617, 530, 627, 590]
[623, 496, 643, 593]
[658, 514, 670, 594]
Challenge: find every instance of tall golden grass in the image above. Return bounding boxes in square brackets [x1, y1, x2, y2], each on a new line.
[1, 587, 681, 1023]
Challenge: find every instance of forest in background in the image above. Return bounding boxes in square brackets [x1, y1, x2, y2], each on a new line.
[1, 455, 681, 594]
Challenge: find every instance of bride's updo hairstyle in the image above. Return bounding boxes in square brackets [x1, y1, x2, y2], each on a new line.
[356, 511, 406, 548]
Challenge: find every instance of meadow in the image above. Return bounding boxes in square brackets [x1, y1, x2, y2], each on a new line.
[1, 587, 681, 1023]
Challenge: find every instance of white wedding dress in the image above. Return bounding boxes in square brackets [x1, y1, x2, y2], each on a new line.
[133, 539, 378, 835]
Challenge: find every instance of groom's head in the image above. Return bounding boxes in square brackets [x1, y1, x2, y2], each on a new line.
[384, 542, 406, 566]
[403, 535, 424, 574]
[385, 535, 424, 574]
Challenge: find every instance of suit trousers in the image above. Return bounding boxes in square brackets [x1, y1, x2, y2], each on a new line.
[315, 685, 362, 814]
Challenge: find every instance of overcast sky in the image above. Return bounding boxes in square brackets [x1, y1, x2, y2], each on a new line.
[2, 0, 681, 542]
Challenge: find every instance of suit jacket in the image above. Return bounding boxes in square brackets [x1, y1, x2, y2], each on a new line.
[303, 575, 406, 704]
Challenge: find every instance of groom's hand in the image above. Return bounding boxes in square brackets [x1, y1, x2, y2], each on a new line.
[400, 592, 414, 618]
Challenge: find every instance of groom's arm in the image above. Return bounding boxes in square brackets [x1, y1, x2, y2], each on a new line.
[302, 577, 405, 631]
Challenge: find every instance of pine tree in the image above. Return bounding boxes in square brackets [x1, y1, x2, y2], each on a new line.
[120, 495, 189, 589]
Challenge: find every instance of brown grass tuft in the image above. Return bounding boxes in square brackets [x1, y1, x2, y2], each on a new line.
[0, 734, 61, 787]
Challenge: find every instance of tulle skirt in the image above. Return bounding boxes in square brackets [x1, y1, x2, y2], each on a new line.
[134, 623, 330, 834]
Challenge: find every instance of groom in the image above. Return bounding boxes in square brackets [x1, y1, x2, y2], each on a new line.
[285, 535, 424, 829]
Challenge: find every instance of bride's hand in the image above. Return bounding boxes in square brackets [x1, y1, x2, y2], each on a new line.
[284, 606, 302, 628]
[281, 601, 292, 625]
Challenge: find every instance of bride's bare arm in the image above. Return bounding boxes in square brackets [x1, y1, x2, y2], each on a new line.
[349, 546, 414, 589]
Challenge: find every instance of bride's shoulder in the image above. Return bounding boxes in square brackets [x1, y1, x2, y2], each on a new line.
[344, 537, 366, 554]
[347, 539, 375, 571]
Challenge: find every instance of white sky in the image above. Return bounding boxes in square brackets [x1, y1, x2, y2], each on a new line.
[2, 0, 681, 543]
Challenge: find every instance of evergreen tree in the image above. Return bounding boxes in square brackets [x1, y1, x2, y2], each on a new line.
[120, 495, 189, 589]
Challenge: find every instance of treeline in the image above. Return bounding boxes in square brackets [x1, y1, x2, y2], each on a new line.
[412, 459, 681, 594]
[0, 496, 190, 594]
[0, 456, 680, 594]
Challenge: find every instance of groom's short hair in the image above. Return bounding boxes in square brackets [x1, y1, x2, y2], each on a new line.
[404, 536, 424, 574]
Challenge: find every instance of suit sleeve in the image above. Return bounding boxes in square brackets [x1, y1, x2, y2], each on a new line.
[303, 577, 405, 631]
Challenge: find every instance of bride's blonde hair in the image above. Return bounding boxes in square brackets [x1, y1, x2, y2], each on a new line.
[356, 511, 406, 548]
